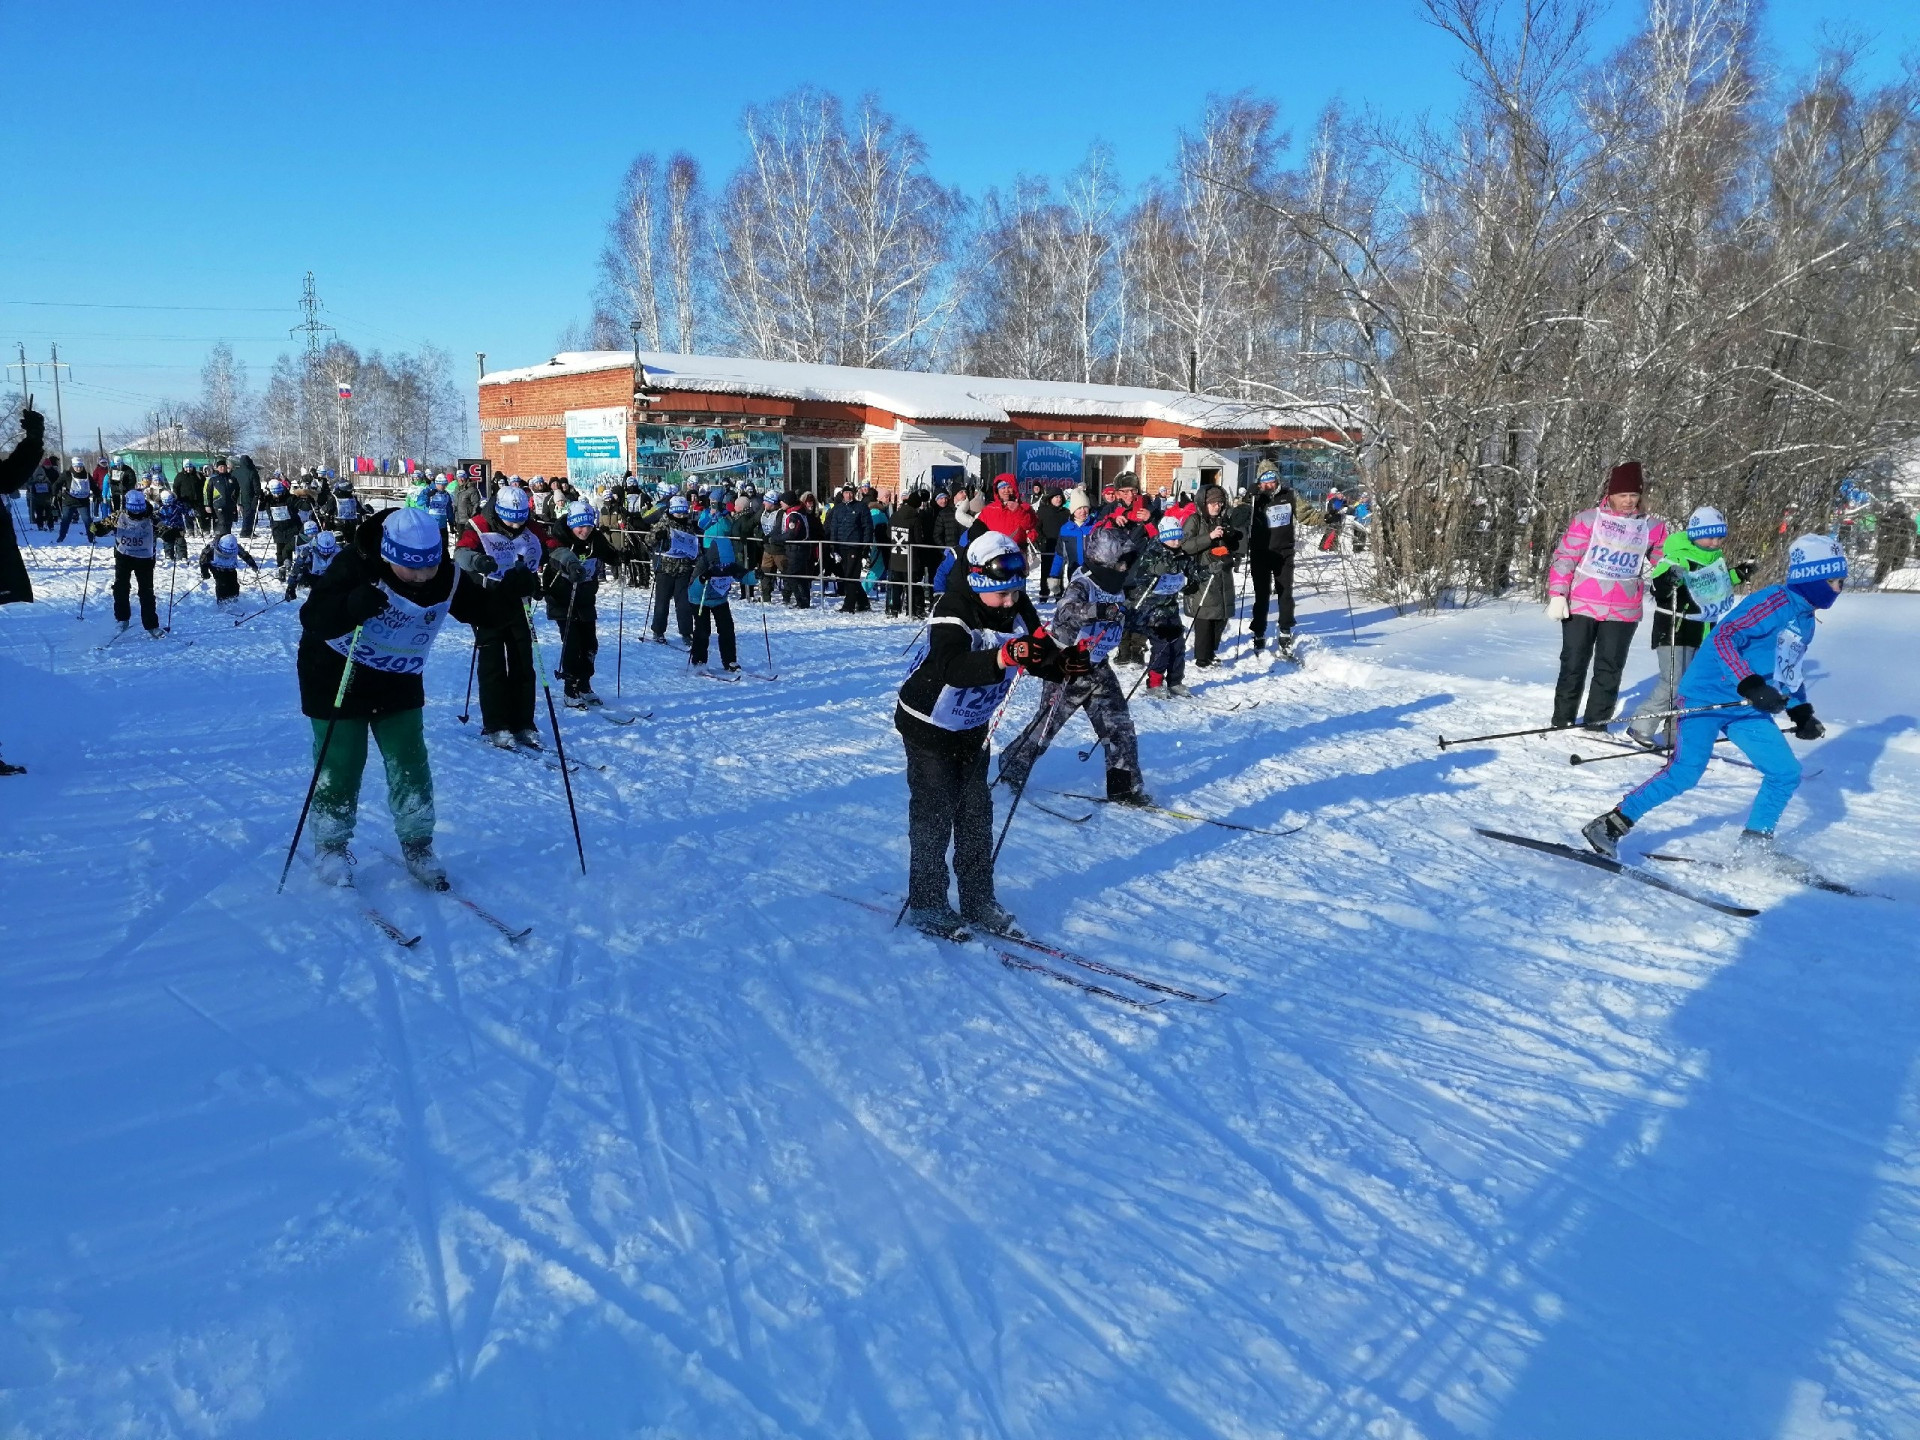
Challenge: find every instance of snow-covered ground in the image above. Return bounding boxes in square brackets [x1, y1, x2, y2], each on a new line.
[2, 529, 1917, 1440]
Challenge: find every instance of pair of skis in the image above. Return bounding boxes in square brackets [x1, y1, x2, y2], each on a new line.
[1478, 827, 1878, 915]
[1045, 789, 1308, 838]
[835, 894, 1223, 1011]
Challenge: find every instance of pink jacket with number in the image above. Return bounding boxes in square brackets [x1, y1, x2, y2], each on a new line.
[1547, 508, 1669, 623]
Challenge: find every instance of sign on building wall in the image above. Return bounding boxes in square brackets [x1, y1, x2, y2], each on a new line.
[1015, 439, 1083, 491]
[634, 423, 784, 487]
[564, 408, 629, 490]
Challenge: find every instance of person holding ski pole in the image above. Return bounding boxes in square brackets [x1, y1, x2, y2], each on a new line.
[296, 507, 484, 888]
[88, 488, 162, 637]
[1625, 505, 1753, 750]
[995, 527, 1144, 806]
[453, 482, 552, 750]
[1546, 460, 1669, 730]
[284, 529, 341, 602]
[688, 490, 747, 673]
[896, 531, 1061, 940]
[1130, 514, 1201, 696]
[1581, 534, 1846, 865]
[542, 498, 618, 706]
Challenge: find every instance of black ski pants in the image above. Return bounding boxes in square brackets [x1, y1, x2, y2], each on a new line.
[57, 500, 90, 543]
[904, 736, 998, 915]
[783, 575, 813, 608]
[1192, 617, 1227, 667]
[690, 603, 736, 667]
[1553, 615, 1637, 727]
[475, 617, 538, 733]
[651, 565, 693, 641]
[557, 612, 598, 689]
[837, 550, 870, 612]
[272, 522, 301, 570]
[113, 554, 158, 630]
[1249, 550, 1295, 635]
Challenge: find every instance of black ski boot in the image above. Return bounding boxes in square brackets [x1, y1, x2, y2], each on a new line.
[1107, 767, 1153, 808]
[961, 900, 1023, 939]
[1252, 634, 1266, 653]
[907, 904, 970, 941]
[1581, 807, 1633, 860]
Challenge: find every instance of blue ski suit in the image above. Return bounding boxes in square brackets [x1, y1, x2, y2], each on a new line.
[1618, 584, 1817, 835]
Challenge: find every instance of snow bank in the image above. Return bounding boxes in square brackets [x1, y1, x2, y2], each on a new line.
[2, 522, 1916, 1438]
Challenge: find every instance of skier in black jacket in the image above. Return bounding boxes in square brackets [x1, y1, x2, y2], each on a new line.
[298, 507, 485, 887]
[1235, 464, 1299, 656]
[233, 454, 263, 536]
[895, 531, 1062, 940]
[543, 498, 620, 706]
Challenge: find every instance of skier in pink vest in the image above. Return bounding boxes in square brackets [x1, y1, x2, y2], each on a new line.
[1545, 461, 1669, 730]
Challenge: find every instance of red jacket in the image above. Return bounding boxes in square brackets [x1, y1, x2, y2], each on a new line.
[977, 497, 1037, 545]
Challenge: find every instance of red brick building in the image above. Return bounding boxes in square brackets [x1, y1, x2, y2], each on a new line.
[479, 350, 1355, 500]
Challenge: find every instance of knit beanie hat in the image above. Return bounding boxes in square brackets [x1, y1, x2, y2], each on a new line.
[314, 531, 340, 556]
[1785, 533, 1847, 584]
[1603, 461, 1644, 498]
[494, 486, 531, 524]
[1158, 515, 1185, 540]
[381, 506, 444, 568]
[564, 499, 596, 528]
[1686, 505, 1727, 541]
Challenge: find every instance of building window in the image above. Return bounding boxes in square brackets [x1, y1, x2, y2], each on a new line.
[981, 450, 1012, 484]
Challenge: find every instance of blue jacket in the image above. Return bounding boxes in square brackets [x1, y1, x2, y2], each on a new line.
[689, 516, 739, 607]
[1053, 519, 1093, 577]
[1679, 584, 1817, 711]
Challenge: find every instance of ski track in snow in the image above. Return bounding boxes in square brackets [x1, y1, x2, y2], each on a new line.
[2, 528, 1918, 1438]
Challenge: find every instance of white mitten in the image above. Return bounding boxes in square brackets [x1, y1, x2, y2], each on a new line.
[1546, 594, 1570, 622]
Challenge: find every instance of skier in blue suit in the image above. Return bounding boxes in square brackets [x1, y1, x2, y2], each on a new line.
[1582, 533, 1847, 863]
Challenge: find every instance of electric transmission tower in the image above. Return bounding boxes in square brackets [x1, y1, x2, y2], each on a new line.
[289, 272, 337, 471]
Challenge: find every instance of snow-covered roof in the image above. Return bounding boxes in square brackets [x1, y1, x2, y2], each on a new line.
[481, 350, 1346, 433]
[117, 425, 213, 452]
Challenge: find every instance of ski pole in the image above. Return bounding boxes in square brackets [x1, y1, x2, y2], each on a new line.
[457, 634, 478, 723]
[277, 624, 363, 894]
[762, 609, 775, 678]
[164, 556, 179, 631]
[615, 559, 626, 697]
[232, 593, 295, 627]
[1437, 701, 1742, 749]
[75, 536, 96, 619]
[987, 670, 1024, 741]
[525, 600, 587, 875]
[991, 678, 1071, 868]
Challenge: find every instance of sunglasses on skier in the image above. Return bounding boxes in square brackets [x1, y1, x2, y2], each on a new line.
[970, 551, 1028, 584]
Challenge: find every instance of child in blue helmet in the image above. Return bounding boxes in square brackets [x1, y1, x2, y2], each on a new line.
[543, 499, 619, 705]
[89, 487, 162, 634]
[199, 531, 260, 606]
[1583, 533, 1846, 864]
[649, 493, 699, 644]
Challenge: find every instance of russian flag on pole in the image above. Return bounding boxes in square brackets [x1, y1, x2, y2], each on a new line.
[337, 381, 353, 401]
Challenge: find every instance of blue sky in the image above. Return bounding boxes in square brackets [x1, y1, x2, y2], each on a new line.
[9, 0, 1917, 446]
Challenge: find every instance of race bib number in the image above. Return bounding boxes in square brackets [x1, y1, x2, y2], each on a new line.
[929, 675, 1014, 730]
[668, 529, 699, 560]
[1264, 503, 1292, 529]
[1773, 626, 1808, 694]
[1574, 511, 1652, 584]
[325, 580, 453, 675]
[69, 478, 89, 498]
[477, 525, 544, 574]
[704, 574, 734, 601]
[626, 493, 645, 512]
[337, 497, 360, 520]
[1151, 572, 1186, 596]
[271, 505, 292, 522]
[116, 518, 156, 560]
[1687, 556, 1735, 624]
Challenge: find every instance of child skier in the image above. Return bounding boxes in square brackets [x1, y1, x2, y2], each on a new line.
[296, 507, 485, 888]
[264, 476, 309, 573]
[322, 477, 363, 533]
[89, 488, 162, 636]
[895, 531, 1063, 939]
[1625, 505, 1751, 749]
[1581, 534, 1845, 865]
[650, 494, 699, 642]
[1130, 514, 1199, 696]
[542, 498, 618, 706]
[155, 489, 189, 563]
[689, 494, 747, 673]
[452, 482, 551, 749]
[284, 529, 341, 601]
[199, 532, 259, 607]
[995, 527, 1145, 805]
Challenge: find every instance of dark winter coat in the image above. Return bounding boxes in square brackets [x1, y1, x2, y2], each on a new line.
[894, 580, 1040, 756]
[298, 523, 485, 720]
[233, 455, 262, 505]
[543, 529, 619, 623]
[887, 500, 921, 575]
[174, 467, 205, 511]
[452, 502, 554, 628]
[1035, 495, 1069, 542]
[924, 502, 963, 553]
[205, 470, 238, 514]
[824, 497, 874, 547]
[1126, 539, 1198, 633]
[0, 411, 45, 605]
[1234, 484, 1297, 559]
[1179, 487, 1240, 621]
[782, 505, 822, 577]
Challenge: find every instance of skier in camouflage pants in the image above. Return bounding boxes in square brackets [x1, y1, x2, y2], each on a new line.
[995, 526, 1151, 806]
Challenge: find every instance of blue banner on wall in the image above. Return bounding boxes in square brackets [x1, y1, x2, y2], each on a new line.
[1015, 439, 1083, 490]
